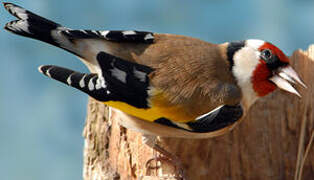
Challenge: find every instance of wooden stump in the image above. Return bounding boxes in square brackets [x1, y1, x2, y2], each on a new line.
[82, 46, 314, 180]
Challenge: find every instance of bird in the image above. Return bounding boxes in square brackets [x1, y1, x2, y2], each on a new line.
[3, 2, 306, 138]
[3, 2, 307, 178]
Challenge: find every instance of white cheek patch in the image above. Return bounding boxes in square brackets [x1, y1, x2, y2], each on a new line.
[233, 47, 260, 83]
[232, 47, 261, 105]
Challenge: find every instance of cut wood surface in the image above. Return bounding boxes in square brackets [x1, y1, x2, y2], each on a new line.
[82, 46, 314, 180]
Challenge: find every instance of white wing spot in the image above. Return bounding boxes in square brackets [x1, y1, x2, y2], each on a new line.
[88, 76, 96, 91]
[67, 74, 73, 85]
[133, 67, 147, 82]
[95, 77, 102, 90]
[80, 30, 88, 34]
[110, 58, 115, 67]
[122, 30, 136, 35]
[144, 33, 154, 41]
[46, 67, 54, 78]
[97, 76, 107, 89]
[106, 90, 111, 95]
[38, 66, 44, 74]
[79, 74, 86, 88]
[110, 68, 127, 83]
[195, 105, 224, 121]
[100, 31, 109, 37]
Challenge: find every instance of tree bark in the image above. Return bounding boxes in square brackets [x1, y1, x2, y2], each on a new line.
[82, 46, 314, 180]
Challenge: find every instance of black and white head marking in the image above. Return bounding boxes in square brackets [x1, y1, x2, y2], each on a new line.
[226, 41, 245, 70]
[228, 39, 266, 106]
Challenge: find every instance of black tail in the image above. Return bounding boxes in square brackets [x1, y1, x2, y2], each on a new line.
[4, 2, 63, 47]
[4, 3, 155, 46]
[4, 2, 155, 61]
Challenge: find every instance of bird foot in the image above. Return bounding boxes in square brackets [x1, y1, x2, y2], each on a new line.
[145, 154, 185, 180]
[143, 135, 185, 179]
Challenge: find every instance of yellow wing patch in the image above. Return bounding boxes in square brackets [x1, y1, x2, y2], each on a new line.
[104, 101, 161, 121]
[104, 90, 197, 123]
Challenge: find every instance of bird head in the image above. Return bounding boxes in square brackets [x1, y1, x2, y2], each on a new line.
[228, 39, 306, 107]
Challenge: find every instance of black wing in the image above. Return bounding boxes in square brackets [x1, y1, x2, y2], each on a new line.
[39, 51, 154, 109]
[155, 105, 243, 133]
[62, 30, 154, 44]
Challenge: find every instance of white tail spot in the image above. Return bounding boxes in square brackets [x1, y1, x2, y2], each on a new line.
[6, 4, 28, 20]
[7, 20, 30, 33]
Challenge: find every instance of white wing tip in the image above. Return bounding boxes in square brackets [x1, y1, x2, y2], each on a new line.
[38, 65, 44, 74]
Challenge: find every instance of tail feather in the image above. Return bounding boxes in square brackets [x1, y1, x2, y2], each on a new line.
[4, 2, 155, 66]
[4, 2, 59, 25]
[4, 2, 62, 46]
[4, 3, 155, 46]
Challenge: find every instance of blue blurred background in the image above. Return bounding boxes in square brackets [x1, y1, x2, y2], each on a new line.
[1, 0, 314, 179]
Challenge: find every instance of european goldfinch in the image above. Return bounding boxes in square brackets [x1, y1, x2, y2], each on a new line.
[4, 2, 306, 139]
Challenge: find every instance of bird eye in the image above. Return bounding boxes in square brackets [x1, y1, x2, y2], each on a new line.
[261, 49, 272, 61]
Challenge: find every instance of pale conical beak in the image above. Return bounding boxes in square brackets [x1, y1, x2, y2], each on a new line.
[270, 66, 306, 97]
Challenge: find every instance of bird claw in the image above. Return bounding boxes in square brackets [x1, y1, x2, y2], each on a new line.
[145, 150, 185, 180]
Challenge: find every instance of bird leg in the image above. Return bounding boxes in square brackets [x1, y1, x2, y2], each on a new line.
[142, 135, 185, 179]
